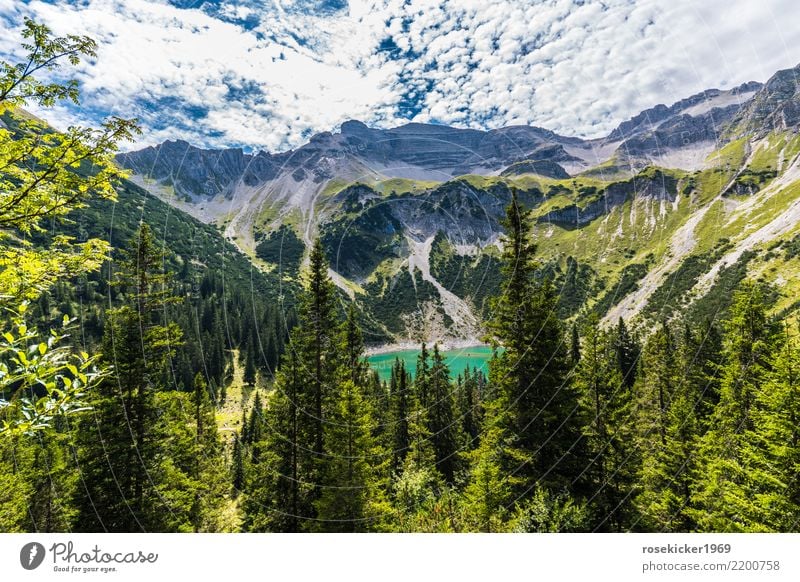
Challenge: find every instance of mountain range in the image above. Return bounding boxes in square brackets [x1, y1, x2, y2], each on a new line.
[116, 63, 800, 345]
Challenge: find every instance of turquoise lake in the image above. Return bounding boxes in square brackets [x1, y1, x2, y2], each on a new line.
[367, 345, 494, 382]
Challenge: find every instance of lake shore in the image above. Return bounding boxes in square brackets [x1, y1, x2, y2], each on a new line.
[364, 338, 489, 356]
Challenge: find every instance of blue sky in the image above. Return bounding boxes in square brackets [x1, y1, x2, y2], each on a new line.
[1, 0, 799, 152]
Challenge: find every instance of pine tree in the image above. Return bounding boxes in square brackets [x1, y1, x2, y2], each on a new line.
[635, 320, 722, 532]
[415, 343, 431, 409]
[232, 434, 245, 493]
[636, 323, 675, 446]
[613, 318, 640, 389]
[0, 436, 34, 531]
[24, 427, 77, 532]
[392, 399, 443, 530]
[745, 328, 800, 530]
[243, 347, 302, 531]
[243, 343, 257, 387]
[487, 188, 580, 494]
[303, 239, 339, 461]
[574, 317, 634, 531]
[342, 304, 369, 387]
[0, 427, 75, 532]
[389, 358, 412, 475]
[462, 400, 513, 532]
[456, 368, 481, 448]
[691, 282, 780, 531]
[244, 239, 340, 530]
[74, 224, 184, 532]
[189, 372, 228, 532]
[247, 392, 264, 456]
[314, 380, 378, 531]
[570, 323, 581, 366]
[426, 344, 462, 482]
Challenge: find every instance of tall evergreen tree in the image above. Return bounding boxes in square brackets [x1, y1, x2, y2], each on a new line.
[244, 239, 339, 530]
[389, 358, 412, 475]
[613, 317, 640, 389]
[456, 368, 482, 448]
[487, 188, 580, 494]
[574, 317, 634, 531]
[426, 345, 462, 482]
[570, 323, 581, 366]
[74, 224, 183, 532]
[691, 283, 780, 531]
[243, 343, 257, 387]
[189, 372, 227, 532]
[232, 434, 245, 494]
[635, 320, 722, 532]
[415, 343, 431, 409]
[462, 400, 513, 532]
[744, 328, 800, 530]
[314, 380, 379, 531]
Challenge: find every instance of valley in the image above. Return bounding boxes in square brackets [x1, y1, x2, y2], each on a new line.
[4, 8, 800, 537]
[116, 64, 800, 345]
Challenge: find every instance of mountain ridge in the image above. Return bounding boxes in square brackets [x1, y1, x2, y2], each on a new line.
[115, 62, 800, 345]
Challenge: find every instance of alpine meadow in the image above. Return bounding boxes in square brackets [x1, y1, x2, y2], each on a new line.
[2, 9, 800, 535]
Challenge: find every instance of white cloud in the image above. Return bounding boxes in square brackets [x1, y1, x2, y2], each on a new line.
[0, 0, 798, 151]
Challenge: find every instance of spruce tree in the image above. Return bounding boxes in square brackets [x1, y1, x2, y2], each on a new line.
[456, 368, 481, 448]
[613, 318, 640, 389]
[314, 380, 378, 531]
[74, 224, 184, 532]
[0, 436, 34, 531]
[244, 239, 339, 530]
[415, 343, 431, 409]
[463, 400, 513, 532]
[24, 427, 77, 532]
[745, 328, 800, 530]
[189, 372, 228, 532]
[389, 358, 412, 474]
[426, 345, 462, 482]
[243, 343, 257, 387]
[487, 188, 580, 494]
[232, 434, 245, 493]
[691, 283, 780, 531]
[574, 317, 634, 531]
[635, 320, 721, 532]
[570, 323, 581, 366]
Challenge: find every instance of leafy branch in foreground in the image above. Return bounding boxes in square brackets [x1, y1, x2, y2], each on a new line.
[0, 303, 104, 436]
[0, 18, 138, 436]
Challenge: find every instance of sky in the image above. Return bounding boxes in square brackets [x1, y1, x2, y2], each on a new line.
[1, 0, 799, 152]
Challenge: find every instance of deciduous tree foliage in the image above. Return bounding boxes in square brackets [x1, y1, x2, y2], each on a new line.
[0, 19, 137, 437]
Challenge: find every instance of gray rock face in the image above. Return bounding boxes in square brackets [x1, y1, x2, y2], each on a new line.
[322, 180, 544, 278]
[618, 104, 741, 156]
[117, 69, 800, 224]
[117, 77, 767, 205]
[727, 63, 800, 137]
[336, 121, 581, 175]
[538, 169, 678, 227]
[116, 140, 279, 200]
[606, 82, 762, 162]
[608, 82, 762, 142]
[500, 159, 570, 179]
[117, 121, 586, 198]
[387, 180, 530, 243]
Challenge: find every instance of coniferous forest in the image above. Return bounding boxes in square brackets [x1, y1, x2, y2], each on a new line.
[1, 21, 800, 534]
